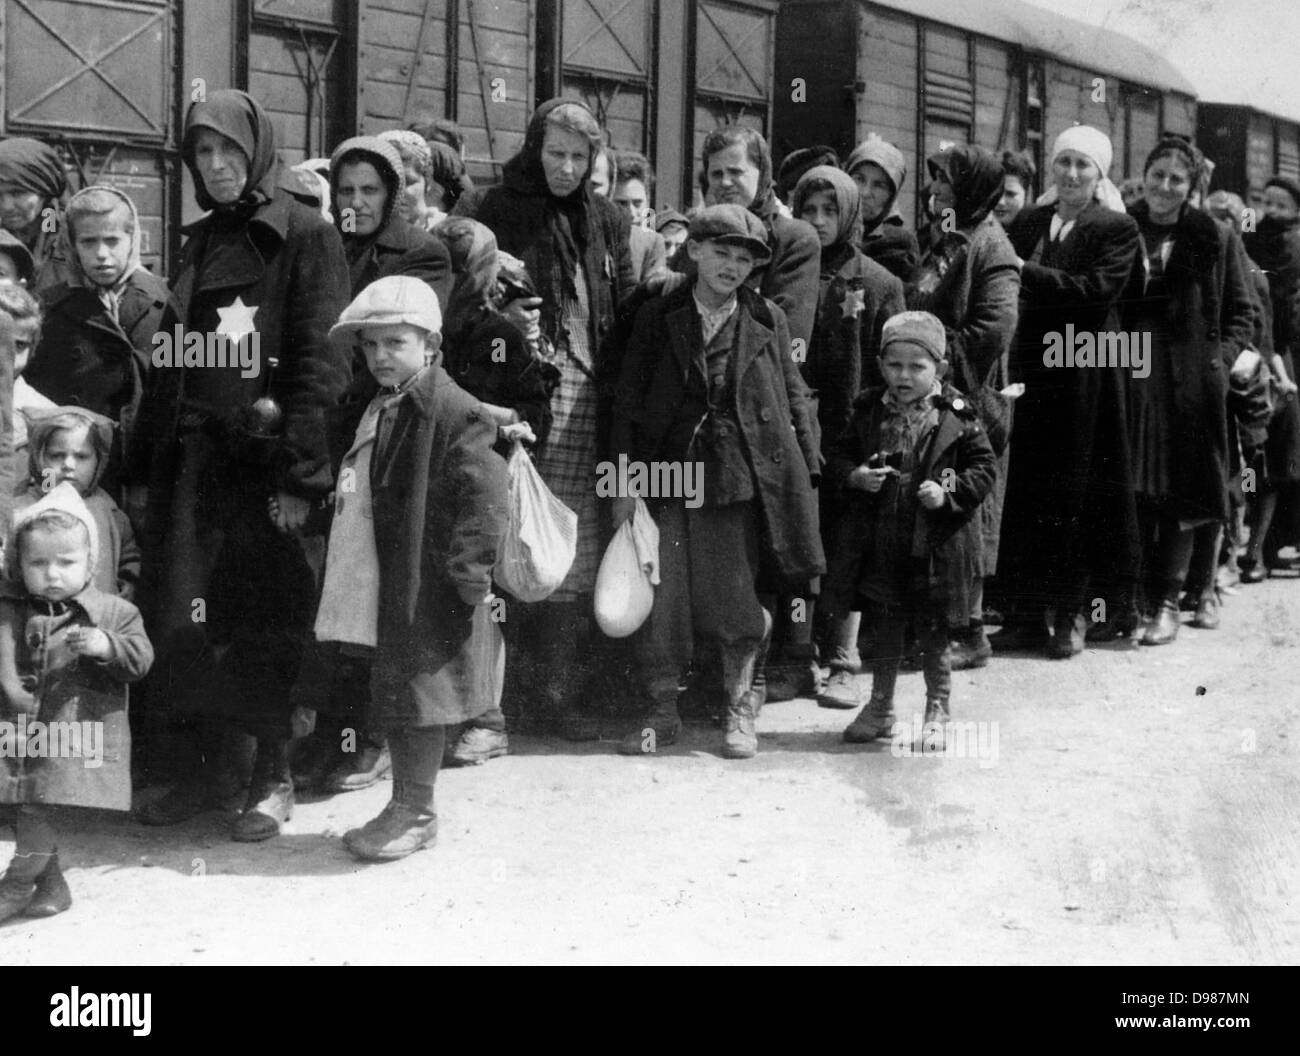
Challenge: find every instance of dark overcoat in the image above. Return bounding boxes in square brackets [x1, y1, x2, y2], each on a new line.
[612, 282, 825, 586]
[324, 364, 509, 728]
[343, 214, 453, 308]
[0, 584, 153, 811]
[1000, 200, 1143, 612]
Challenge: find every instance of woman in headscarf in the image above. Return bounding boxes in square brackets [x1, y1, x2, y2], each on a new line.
[791, 164, 904, 711]
[457, 97, 633, 740]
[1122, 135, 1255, 643]
[329, 135, 452, 307]
[1000, 125, 1144, 658]
[845, 133, 921, 284]
[378, 129, 436, 232]
[908, 145, 1021, 669]
[132, 89, 352, 839]
[0, 137, 72, 294]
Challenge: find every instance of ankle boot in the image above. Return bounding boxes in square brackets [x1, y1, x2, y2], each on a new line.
[1047, 610, 1086, 659]
[1141, 599, 1181, 645]
[345, 728, 441, 861]
[233, 738, 294, 842]
[720, 640, 761, 758]
[25, 854, 72, 917]
[1192, 589, 1221, 630]
[0, 850, 51, 924]
[919, 699, 950, 751]
[844, 662, 898, 743]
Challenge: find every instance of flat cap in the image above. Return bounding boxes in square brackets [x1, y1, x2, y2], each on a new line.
[688, 203, 771, 263]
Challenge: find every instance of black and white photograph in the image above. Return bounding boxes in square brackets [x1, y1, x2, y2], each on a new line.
[0, 0, 1295, 985]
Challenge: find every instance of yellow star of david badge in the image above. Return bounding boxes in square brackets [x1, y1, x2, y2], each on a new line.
[844, 289, 866, 319]
[215, 296, 259, 344]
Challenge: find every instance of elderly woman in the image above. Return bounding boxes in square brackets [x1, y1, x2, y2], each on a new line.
[329, 136, 451, 306]
[1122, 135, 1256, 643]
[459, 97, 633, 739]
[845, 133, 921, 284]
[132, 89, 352, 839]
[0, 137, 72, 294]
[909, 145, 1021, 668]
[1000, 125, 1143, 658]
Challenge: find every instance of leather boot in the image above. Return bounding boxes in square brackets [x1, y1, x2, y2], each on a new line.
[844, 658, 899, 742]
[25, 854, 72, 918]
[232, 738, 294, 842]
[919, 699, 950, 752]
[720, 641, 761, 759]
[1047, 610, 1086, 659]
[1141, 599, 1181, 645]
[1192, 590, 1221, 630]
[0, 850, 50, 924]
[323, 736, 392, 793]
[344, 728, 441, 861]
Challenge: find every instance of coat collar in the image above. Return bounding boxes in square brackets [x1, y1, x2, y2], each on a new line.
[181, 189, 294, 242]
[0, 580, 119, 625]
[663, 283, 774, 382]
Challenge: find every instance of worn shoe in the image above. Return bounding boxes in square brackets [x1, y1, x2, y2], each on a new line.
[1047, 611, 1086, 659]
[817, 669, 862, 710]
[0, 876, 37, 925]
[1192, 591, 1221, 630]
[1141, 601, 1181, 646]
[843, 698, 896, 743]
[231, 781, 293, 842]
[323, 744, 392, 793]
[721, 691, 760, 759]
[1239, 563, 1267, 584]
[343, 801, 438, 862]
[136, 780, 222, 826]
[446, 727, 509, 767]
[918, 701, 950, 751]
[948, 628, 992, 670]
[617, 709, 682, 755]
[24, 855, 71, 918]
[763, 659, 822, 703]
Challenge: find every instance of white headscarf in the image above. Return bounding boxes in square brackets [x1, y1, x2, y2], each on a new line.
[1036, 125, 1127, 213]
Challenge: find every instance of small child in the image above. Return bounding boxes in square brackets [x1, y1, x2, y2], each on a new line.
[23, 185, 166, 490]
[15, 407, 141, 600]
[0, 482, 154, 922]
[612, 204, 824, 759]
[312, 275, 508, 861]
[0, 285, 56, 455]
[823, 311, 995, 745]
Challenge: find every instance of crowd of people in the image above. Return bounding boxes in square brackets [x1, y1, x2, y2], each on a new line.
[0, 84, 1296, 918]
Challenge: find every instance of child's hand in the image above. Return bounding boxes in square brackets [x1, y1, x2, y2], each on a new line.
[917, 480, 947, 510]
[270, 492, 311, 532]
[848, 464, 893, 493]
[499, 420, 537, 445]
[65, 626, 111, 660]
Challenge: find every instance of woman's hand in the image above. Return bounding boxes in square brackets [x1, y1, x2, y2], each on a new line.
[499, 420, 537, 445]
[501, 296, 543, 340]
[269, 492, 312, 533]
[917, 480, 947, 510]
[848, 465, 893, 493]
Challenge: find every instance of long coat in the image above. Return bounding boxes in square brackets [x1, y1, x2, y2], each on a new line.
[325, 365, 509, 728]
[822, 385, 997, 613]
[0, 584, 153, 811]
[612, 283, 825, 586]
[133, 189, 351, 732]
[907, 211, 1020, 570]
[1001, 200, 1143, 613]
[1122, 200, 1255, 523]
[28, 268, 168, 474]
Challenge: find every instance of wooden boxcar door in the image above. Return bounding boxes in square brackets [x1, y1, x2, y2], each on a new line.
[2, 0, 178, 273]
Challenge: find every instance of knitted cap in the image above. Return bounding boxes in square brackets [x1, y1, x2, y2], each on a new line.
[881, 310, 946, 362]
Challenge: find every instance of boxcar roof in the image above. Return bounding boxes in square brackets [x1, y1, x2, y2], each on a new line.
[869, 0, 1197, 97]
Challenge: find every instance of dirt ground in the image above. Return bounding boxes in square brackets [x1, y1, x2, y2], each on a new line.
[4, 577, 1298, 966]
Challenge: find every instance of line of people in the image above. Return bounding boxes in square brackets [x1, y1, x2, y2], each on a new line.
[1, 89, 1296, 914]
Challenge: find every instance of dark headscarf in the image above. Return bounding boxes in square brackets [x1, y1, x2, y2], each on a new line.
[776, 145, 839, 202]
[0, 138, 67, 207]
[926, 145, 1005, 229]
[432, 216, 499, 338]
[501, 98, 602, 299]
[182, 89, 279, 215]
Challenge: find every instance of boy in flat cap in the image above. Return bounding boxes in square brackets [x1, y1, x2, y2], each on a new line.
[611, 203, 824, 759]
[822, 310, 996, 746]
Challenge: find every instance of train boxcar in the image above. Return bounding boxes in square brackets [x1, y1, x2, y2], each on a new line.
[1198, 102, 1300, 211]
[772, 0, 1197, 226]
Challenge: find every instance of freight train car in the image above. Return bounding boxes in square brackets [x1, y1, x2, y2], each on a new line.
[1198, 102, 1300, 211]
[1, 0, 782, 274]
[772, 0, 1197, 227]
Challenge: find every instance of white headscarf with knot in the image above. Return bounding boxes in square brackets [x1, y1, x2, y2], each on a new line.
[1036, 125, 1127, 213]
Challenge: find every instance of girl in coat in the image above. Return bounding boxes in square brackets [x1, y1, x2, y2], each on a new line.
[0, 137, 72, 296]
[458, 98, 633, 740]
[0, 482, 153, 922]
[1001, 126, 1144, 658]
[1123, 136, 1256, 643]
[790, 164, 905, 711]
[132, 89, 352, 839]
[316, 276, 508, 861]
[845, 134, 921, 285]
[909, 145, 1021, 669]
